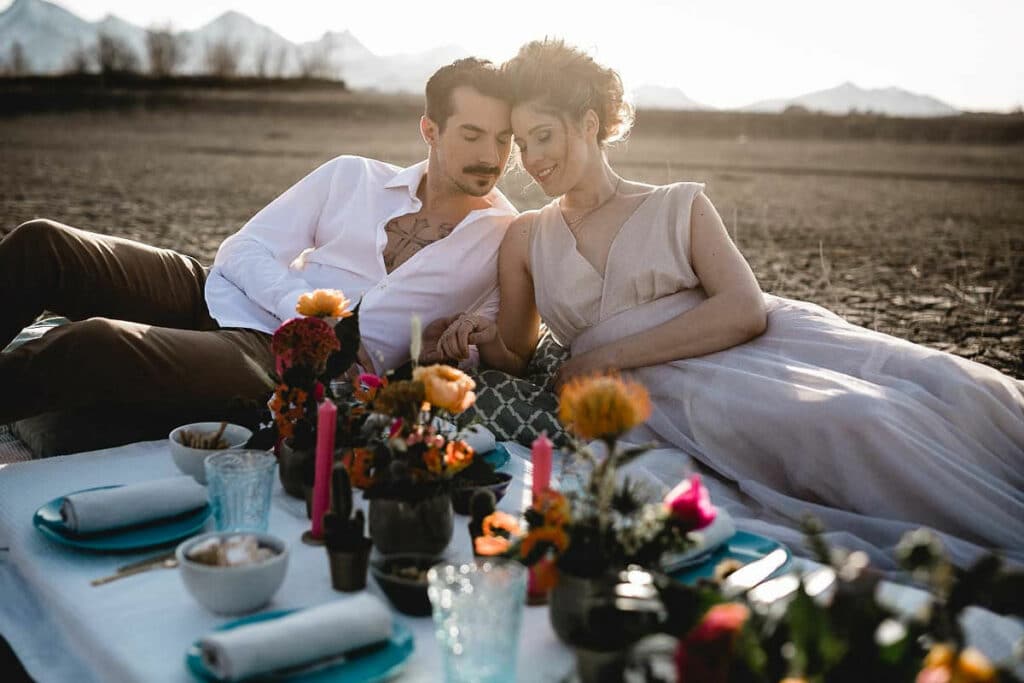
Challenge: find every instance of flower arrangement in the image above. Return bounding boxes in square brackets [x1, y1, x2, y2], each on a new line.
[258, 289, 361, 452]
[477, 373, 717, 578]
[343, 363, 482, 503]
[616, 521, 1024, 683]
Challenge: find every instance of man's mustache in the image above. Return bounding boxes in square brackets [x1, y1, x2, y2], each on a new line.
[463, 165, 501, 176]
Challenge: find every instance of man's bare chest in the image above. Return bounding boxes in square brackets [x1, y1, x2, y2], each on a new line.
[382, 213, 458, 273]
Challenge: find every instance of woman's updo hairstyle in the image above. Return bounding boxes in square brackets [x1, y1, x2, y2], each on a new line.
[503, 39, 635, 147]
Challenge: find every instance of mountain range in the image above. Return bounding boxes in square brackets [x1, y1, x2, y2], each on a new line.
[0, 0, 961, 115]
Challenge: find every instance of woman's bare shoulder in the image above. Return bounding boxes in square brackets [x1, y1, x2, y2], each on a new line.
[502, 210, 541, 247]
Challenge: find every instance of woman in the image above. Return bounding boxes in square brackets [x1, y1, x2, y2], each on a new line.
[438, 40, 1024, 567]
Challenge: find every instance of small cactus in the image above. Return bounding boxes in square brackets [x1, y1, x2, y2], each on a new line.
[323, 465, 368, 552]
[467, 488, 497, 540]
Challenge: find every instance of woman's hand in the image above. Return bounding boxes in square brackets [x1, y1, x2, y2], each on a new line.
[437, 313, 497, 361]
[552, 350, 613, 392]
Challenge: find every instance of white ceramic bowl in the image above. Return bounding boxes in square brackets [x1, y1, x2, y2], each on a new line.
[176, 531, 289, 615]
[169, 422, 253, 485]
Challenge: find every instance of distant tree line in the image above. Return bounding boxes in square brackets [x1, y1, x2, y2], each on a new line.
[0, 25, 339, 80]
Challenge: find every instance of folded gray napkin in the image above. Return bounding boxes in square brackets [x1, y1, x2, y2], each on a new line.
[59, 476, 208, 534]
[199, 594, 393, 681]
[661, 507, 737, 571]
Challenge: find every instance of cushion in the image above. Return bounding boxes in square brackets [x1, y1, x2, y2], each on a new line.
[4, 318, 262, 459]
[465, 327, 570, 448]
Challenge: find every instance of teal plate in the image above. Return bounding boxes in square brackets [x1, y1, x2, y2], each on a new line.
[186, 611, 414, 682]
[33, 485, 211, 552]
[668, 531, 792, 585]
[481, 444, 511, 471]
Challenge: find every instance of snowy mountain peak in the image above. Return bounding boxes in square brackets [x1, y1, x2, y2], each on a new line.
[742, 81, 959, 117]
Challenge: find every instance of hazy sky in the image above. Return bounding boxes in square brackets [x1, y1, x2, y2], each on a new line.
[5, 0, 1022, 111]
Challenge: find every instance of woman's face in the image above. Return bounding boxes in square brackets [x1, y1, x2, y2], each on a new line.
[511, 101, 590, 196]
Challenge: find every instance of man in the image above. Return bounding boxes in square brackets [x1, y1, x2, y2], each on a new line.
[0, 58, 516, 428]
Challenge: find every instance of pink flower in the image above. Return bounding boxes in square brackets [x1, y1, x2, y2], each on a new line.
[359, 373, 383, 389]
[664, 474, 716, 531]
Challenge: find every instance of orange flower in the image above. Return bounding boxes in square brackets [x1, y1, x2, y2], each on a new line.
[956, 648, 997, 683]
[558, 373, 651, 440]
[533, 489, 571, 527]
[423, 446, 443, 474]
[519, 526, 569, 559]
[271, 384, 309, 440]
[444, 440, 474, 475]
[413, 364, 477, 414]
[482, 511, 522, 538]
[918, 644, 996, 683]
[474, 535, 510, 556]
[296, 289, 353, 319]
[529, 557, 559, 594]
[342, 448, 375, 489]
[354, 374, 386, 404]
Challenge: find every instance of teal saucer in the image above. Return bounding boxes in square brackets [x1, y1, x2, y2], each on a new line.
[669, 531, 792, 585]
[33, 485, 211, 552]
[186, 611, 414, 682]
[481, 443, 511, 471]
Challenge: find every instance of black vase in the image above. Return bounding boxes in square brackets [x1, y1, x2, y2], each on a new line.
[278, 439, 315, 499]
[368, 493, 454, 555]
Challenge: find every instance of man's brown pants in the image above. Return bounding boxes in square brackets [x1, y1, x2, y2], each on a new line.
[0, 219, 275, 423]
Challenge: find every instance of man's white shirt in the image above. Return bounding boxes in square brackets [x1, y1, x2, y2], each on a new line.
[204, 155, 518, 373]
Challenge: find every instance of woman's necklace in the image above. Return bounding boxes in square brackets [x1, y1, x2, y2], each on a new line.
[562, 177, 622, 234]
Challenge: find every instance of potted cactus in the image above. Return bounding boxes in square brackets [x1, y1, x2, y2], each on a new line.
[322, 465, 372, 592]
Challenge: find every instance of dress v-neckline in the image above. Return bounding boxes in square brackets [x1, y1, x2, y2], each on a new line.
[557, 188, 659, 280]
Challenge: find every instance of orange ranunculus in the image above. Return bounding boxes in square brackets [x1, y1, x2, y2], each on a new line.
[482, 511, 522, 538]
[955, 648, 997, 683]
[296, 289, 353, 319]
[423, 446, 443, 474]
[519, 526, 569, 560]
[444, 440, 474, 475]
[413, 364, 477, 414]
[474, 535, 510, 556]
[558, 373, 651, 440]
[917, 644, 996, 683]
[342, 448, 375, 489]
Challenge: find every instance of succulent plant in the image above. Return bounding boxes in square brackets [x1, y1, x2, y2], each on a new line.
[323, 464, 369, 552]
[467, 488, 497, 540]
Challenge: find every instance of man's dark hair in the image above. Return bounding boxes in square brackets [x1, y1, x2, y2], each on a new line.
[424, 58, 509, 132]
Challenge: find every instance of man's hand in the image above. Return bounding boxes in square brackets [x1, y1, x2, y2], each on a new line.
[438, 314, 497, 361]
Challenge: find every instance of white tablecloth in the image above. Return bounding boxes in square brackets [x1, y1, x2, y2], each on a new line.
[2, 442, 1022, 682]
[0, 440, 574, 683]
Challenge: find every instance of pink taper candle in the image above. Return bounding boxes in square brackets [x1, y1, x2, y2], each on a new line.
[311, 397, 337, 538]
[531, 431, 553, 498]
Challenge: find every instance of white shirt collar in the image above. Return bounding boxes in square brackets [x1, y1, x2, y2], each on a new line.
[384, 159, 517, 217]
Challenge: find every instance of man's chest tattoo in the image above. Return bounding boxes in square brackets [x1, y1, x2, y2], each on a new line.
[383, 217, 455, 270]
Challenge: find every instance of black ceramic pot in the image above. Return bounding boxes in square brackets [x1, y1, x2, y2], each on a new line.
[326, 538, 372, 592]
[369, 553, 440, 616]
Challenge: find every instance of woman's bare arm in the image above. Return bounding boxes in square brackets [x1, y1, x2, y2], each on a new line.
[554, 192, 767, 388]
